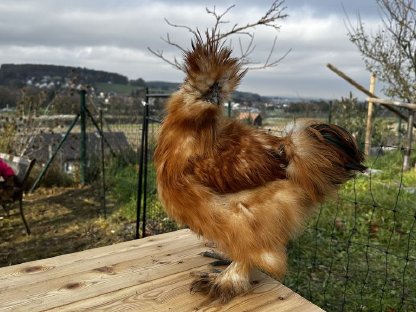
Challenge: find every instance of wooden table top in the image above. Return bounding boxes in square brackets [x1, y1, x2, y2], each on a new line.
[0, 229, 324, 311]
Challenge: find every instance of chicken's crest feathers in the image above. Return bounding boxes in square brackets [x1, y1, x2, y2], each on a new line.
[184, 32, 247, 104]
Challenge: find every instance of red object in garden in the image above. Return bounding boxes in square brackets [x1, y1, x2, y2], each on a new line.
[0, 158, 15, 180]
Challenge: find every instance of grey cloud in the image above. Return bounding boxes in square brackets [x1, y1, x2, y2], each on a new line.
[0, 0, 382, 98]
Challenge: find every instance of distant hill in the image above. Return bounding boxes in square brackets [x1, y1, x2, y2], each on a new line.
[145, 81, 264, 103]
[0, 63, 265, 103]
[0, 64, 128, 87]
[146, 81, 180, 92]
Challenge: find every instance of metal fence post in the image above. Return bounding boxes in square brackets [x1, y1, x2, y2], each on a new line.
[29, 114, 80, 192]
[141, 96, 150, 238]
[79, 90, 87, 184]
[328, 100, 333, 124]
[99, 109, 107, 218]
[136, 89, 150, 239]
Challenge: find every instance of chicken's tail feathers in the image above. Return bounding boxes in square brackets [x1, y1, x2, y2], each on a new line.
[284, 121, 367, 202]
[309, 123, 367, 172]
[183, 31, 247, 103]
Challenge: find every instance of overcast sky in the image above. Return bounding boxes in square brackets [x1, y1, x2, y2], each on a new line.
[0, 0, 384, 99]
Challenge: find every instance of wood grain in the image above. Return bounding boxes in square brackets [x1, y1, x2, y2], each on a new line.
[0, 229, 324, 312]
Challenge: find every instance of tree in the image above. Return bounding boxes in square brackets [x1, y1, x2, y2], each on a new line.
[332, 93, 395, 147]
[130, 78, 146, 87]
[331, 93, 367, 147]
[148, 1, 290, 72]
[347, 0, 416, 103]
[0, 86, 17, 109]
[0, 87, 63, 156]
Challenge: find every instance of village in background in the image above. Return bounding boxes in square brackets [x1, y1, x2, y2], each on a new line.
[0, 62, 414, 311]
[0, 63, 347, 175]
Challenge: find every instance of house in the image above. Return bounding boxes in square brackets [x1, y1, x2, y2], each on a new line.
[0, 104, 15, 113]
[24, 131, 132, 174]
[237, 111, 263, 126]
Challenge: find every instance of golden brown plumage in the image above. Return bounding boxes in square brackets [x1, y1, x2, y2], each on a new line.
[154, 33, 366, 303]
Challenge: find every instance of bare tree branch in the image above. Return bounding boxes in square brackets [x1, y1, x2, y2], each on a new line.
[206, 5, 235, 36]
[147, 47, 185, 71]
[163, 18, 198, 37]
[246, 37, 292, 70]
[148, 0, 290, 72]
[346, 0, 416, 102]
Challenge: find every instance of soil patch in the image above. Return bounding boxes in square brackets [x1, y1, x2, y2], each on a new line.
[0, 185, 135, 267]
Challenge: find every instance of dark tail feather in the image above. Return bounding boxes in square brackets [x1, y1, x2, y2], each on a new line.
[285, 122, 367, 202]
[310, 124, 367, 173]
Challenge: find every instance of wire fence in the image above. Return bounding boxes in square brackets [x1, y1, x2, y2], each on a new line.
[135, 101, 416, 311]
[135, 93, 178, 238]
[1, 84, 415, 311]
[283, 144, 415, 311]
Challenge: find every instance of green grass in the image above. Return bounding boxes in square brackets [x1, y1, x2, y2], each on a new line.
[106, 159, 138, 219]
[95, 82, 137, 96]
[107, 146, 415, 311]
[108, 160, 178, 236]
[285, 150, 416, 311]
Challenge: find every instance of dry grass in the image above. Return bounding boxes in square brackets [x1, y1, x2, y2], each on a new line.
[0, 185, 135, 267]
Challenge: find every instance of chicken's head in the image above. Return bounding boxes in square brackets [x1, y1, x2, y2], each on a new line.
[183, 32, 247, 107]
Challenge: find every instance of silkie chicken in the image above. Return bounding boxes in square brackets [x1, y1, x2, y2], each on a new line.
[154, 32, 366, 303]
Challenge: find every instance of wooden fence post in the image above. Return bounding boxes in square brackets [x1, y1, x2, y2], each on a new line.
[403, 110, 415, 171]
[365, 73, 376, 156]
[326, 64, 416, 128]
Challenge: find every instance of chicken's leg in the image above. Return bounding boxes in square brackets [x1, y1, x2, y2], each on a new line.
[254, 247, 288, 281]
[200, 250, 232, 266]
[190, 261, 251, 303]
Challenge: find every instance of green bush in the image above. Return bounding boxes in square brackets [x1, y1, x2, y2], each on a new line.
[30, 161, 75, 188]
[331, 93, 396, 148]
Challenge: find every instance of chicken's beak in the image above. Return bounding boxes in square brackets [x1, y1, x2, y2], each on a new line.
[204, 82, 221, 105]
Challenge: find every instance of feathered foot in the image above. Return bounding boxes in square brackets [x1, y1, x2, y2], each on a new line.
[190, 262, 251, 303]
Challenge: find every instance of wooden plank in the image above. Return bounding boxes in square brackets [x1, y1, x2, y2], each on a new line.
[0, 250, 208, 311]
[0, 229, 323, 312]
[0, 232, 208, 311]
[51, 269, 323, 312]
[366, 97, 416, 110]
[0, 229, 193, 287]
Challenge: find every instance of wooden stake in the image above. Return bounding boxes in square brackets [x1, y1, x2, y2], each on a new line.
[403, 111, 415, 171]
[326, 63, 416, 128]
[365, 74, 376, 156]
